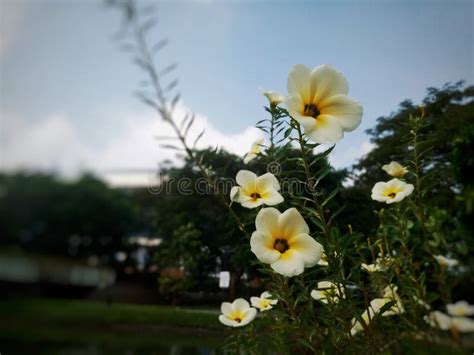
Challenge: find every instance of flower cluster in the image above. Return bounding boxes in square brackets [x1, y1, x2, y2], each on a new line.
[425, 301, 474, 334]
[215, 63, 472, 352]
[219, 292, 278, 327]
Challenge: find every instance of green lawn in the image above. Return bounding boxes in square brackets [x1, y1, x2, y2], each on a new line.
[0, 298, 469, 355]
[0, 298, 227, 354]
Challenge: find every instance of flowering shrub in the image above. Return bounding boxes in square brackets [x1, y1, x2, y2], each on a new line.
[110, 2, 473, 352]
[214, 66, 473, 353]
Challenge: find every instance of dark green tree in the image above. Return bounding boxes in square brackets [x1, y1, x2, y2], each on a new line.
[346, 81, 474, 241]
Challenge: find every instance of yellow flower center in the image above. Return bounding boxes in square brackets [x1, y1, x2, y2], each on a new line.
[388, 192, 396, 198]
[250, 192, 261, 200]
[230, 311, 245, 323]
[260, 299, 271, 308]
[274, 238, 289, 253]
[304, 103, 320, 119]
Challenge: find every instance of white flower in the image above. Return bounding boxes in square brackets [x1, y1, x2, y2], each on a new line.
[425, 311, 474, 333]
[434, 255, 459, 268]
[250, 291, 278, 311]
[382, 161, 408, 178]
[451, 317, 474, 333]
[447, 301, 474, 317]
[350, 299, 385, 336]
[263, 91, 285, 107]
[285, 64, 362, 144]
[381, 285, 405, 316]
[230, 170, 284, 209]
[250, 207, 324, 277]
[218, 298, 257, 327]
[311, 281, 345, 304]
[361, 263, 384, 273]
[351, 287, 404, 336]
[243, 138, 264, 164]
[371, 178, 414, 204]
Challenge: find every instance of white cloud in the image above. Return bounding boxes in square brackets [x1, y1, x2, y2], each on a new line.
[329, 140, 375, 169]
[1, 102, 263, 182]
[1, 113, 95, 176]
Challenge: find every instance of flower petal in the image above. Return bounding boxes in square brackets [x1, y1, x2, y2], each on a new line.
[243, 152, 256, 164]
[255, 207, 281, 236]
[250, 231, 280, 264]
[287, 64, 312, 102]
[230, 186, 240, 201]
[250, 297, 260, 308]
[310, 64, 349, 103]
[236, 170, 257, 190]
[257, 173, 281, 192]
[319, 94, 362, 132]
[219, 314, 236, 327]
[241, 198, 266, 209]
[278, 208, 309, 237]
[288, 233, 323, 267]
[221, 302, 233, 315]
[304, 114, 343, 144]
[239, 308, 257, 327]
[261, 190, 284, 206]
[232, 298, 250, 312]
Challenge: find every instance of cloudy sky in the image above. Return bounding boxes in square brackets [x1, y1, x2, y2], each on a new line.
[1, 0, 472, 181]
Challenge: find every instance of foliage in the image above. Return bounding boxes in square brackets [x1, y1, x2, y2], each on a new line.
[109, 1, 474, 353]
[350, 81, 474, 236]
[0, 172, 137, 257]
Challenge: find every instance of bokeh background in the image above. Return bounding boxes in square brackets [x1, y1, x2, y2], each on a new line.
[0, 0, 473, 354]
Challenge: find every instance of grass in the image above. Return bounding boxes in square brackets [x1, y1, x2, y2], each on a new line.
[0, 298, 227, 354]
[0, 298, 470, 354]
[0, 297, 223, 329]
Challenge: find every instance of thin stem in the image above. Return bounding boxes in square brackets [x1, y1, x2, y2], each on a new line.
[295, 122, 330, 237]
[129, 6, 249, 238]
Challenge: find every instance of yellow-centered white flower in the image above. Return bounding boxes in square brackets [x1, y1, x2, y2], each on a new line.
[230, 170, 283, 209]
[311, 281, 345, 304]
[382, 161, 408, 178]
[250, 291, 278, 311]
[218, 298, 257, 327]
[250, 207, 324, 277]
[371, 178, 414, 204]
[447, 301, 474, 317]
[263, 91, 285, 107]
[434, 255, 459, 268]
[285, 64, 362, 144]
[243, 138, 264, 164]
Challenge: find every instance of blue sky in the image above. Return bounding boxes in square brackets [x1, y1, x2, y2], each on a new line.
[1, 0, 472, 180]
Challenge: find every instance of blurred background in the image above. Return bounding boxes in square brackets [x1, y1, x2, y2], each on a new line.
[0, 0, 472, 354]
